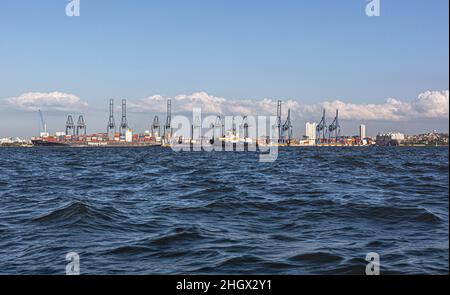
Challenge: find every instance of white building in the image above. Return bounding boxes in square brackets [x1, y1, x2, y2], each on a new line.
[305, 122, 317, 141]
[359, 124, 366, 140]
[0, 137, 29, 145]
[390, 133, 405, 141]
[0, 138, 13, 144]
[125, 129, 133, 143]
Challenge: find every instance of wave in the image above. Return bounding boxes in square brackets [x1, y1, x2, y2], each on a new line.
[31, 201, 125, 225]
[216, 255, 263, 267]
[204, 198, 336, 212]
[289, 252, 343, 263]
[107, 245, 152, 255]
[150, 227, 206, 246]
[363, 205, 441, 224]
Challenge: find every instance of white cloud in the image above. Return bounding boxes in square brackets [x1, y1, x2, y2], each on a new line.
[129, 92, 301, 117]
[312, 90, 449, 121]
[3, 90, 448, 122]
[5, 92, 88, 112]
[412, 90, 449, 119]
[129, 90, 449, 121]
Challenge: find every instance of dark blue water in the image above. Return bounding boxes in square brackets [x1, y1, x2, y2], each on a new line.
[0, 147, 448, 274]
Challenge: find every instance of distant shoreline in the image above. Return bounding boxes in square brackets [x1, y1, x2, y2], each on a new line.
[1, 144, 449, 149]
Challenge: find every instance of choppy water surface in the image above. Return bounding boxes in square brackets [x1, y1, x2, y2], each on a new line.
[0, 147, 448, 274]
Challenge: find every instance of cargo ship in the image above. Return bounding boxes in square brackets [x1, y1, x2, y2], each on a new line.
[31, 130, 162, 148]
[31, 139, 70, 147]
[31, 139, 161, 147]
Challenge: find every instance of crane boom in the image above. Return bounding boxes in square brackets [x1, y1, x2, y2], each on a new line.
[38, 109, 47, 134]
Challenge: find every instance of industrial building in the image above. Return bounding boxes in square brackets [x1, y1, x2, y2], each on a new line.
[297, 110, 372, 147]
[376, 132, 405, 146]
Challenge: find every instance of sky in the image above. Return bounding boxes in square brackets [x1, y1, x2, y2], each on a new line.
[0, 0, 448, 137]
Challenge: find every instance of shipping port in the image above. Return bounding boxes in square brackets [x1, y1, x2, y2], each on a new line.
[162, 99, 373, 149]
[31, 99, 162, 147]
[30, 96, 377, 148]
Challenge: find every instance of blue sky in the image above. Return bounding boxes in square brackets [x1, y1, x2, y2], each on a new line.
[0, 0, 448, 137]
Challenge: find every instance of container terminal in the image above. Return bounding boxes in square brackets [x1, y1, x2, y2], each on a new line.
[31, 99, 162, 147]
[30, 97, 374, 148]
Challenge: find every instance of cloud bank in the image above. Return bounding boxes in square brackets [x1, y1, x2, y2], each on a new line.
[2, 90, 448, 122]
[5, 92, 88, 112]
[129, 90, 449, 121]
